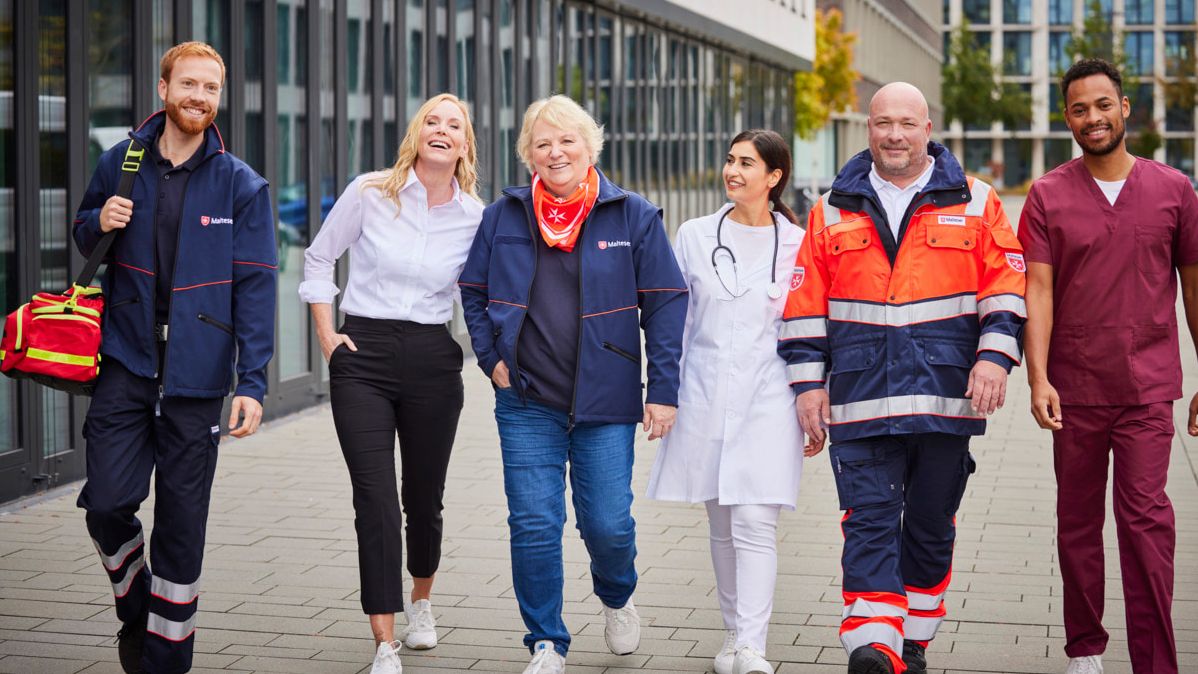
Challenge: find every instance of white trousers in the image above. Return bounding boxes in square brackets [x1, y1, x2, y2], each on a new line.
[705, 500, 782, 653]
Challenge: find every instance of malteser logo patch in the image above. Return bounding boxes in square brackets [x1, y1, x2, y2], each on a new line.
[201, 215, 233, 227]
[790, 266, 805, 291]
[599, 240, 630, 249]
[938, 215, 967, 225]
[1005, 252, 1026, 273]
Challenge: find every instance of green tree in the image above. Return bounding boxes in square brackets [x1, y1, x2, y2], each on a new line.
[793, 9, 858, 140]
[941, 21, 1031, 130]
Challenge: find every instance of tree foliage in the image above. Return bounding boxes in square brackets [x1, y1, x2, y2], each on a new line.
[794, 9, 858, 140]
[941, 21, 1031, 130]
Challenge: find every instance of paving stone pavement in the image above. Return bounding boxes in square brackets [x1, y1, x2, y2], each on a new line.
[3, 203, 1198, 673]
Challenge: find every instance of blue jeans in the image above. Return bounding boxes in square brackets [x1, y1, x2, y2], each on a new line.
[494, 387, 638, 656]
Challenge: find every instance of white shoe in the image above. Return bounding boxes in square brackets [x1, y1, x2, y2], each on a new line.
[523, 640, 565, 674]
[370, 640, 403, 674]
[603, 599, 641, 655]
[1065, 655, 1103, 674]
[733, 646, 773, 674]
[713, 630, 737, 674]
[401, 599, 437, 650]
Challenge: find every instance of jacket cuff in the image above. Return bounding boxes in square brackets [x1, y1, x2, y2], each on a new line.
[233, 381, 266, 403]
[645, 383, 679, 407]
[791, 381, 826, 396]
[977, 350, 1016, 372]
[478, 351, 501, 378]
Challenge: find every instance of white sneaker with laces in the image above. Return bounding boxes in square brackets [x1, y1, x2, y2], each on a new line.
[1065, 655, 1103, 674]
[713, 630, 737, 674]
[401, 599, 437, 650]
[370, 640, 403, 674]
[733, 645, 774, 674]
[603, 599, 641, 655]
[523, 640, 565, 674]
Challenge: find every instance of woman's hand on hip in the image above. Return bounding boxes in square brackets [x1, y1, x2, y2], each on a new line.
[318, 330, 357, 362]
[491, 361, 512, 389]
[643, 403, 677, 440]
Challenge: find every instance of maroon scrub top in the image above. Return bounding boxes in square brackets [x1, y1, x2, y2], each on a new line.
[1018, 157, 1198, 405]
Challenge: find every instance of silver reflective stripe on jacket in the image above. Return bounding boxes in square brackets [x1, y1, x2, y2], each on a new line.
[978, 332, 1021, 361]
[780, 317, 828, 340]
[823, 198, 842, 226]
[964, 180, 991, 217]
[829, 295, 977, 327]
[978, 293, 1027, 318]
[787, 361, 828, 383]
[831, 395, 980, 424]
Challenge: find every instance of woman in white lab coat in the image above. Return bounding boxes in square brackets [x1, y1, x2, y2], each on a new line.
[647, 129, 812, 674]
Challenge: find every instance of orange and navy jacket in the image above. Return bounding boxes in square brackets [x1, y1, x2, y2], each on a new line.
[778, 143, 1026, 441]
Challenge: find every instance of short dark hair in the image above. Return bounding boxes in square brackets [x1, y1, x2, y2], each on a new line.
[1060, 58, 1123, 102]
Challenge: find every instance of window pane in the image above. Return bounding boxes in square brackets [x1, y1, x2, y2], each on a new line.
[1166, 138, 1194, 176]
[455, 0, 474, 101]
[0, 0, 15, 454]
[1128, 82, 1153, 130]
[1049, 83, 1068, 131]
[347, 0, 371, 175]
[1165, 31, 1194, 77]
[1048, 0, 1072, 24]
[433, 0, 448, 94]
[277, 0, 309, 380]
[88, 0, 133, 170]
[1045, 138, 1075, 171]
[194, 1, 231, 137]
[1003, 32, 1031, 76]
[1003, 139, 1031, 188]
[1126, 0, 1154, 24]
[498, 0, 516, 187]
[383, 0, 395, 155]
[407, 0, 424, 118]
[1003, 0, 1031, 24]
[963, 0, 990, 24]
[1124, 31, 1154, 77]
[1049, 31, 1072, 75]
[245, 0, 265, 175]
[964, 139, 993, 177]
[1166, 0, 1196, 24]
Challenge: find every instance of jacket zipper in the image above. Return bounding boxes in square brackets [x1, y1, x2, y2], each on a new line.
[567, 218, 587, 433]
[109, 296, 140, 309]
[197, 313, 234, 335]
[511, 197, 540, 404]
[602, 340, 638, 364]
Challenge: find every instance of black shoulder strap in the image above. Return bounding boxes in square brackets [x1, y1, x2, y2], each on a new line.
[74, 138, 145, 288]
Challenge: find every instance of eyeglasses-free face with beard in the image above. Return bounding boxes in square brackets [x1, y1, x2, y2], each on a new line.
[157, 56, 223, 136]
[1064, 73, 1131, 158]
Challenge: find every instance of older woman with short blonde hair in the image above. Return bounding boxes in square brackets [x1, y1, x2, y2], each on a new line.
[459, 95, 687, 674]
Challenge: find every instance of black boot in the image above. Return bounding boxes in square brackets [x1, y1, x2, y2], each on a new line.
[902, 640, 927, 673]
[116, 609, 148, 674]
[848, 645, 895, 674]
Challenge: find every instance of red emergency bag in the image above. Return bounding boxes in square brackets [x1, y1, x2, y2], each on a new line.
[0, 139, 144, 396]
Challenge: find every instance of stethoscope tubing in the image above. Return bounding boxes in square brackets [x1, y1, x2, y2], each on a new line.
[710, 205, 781, 298]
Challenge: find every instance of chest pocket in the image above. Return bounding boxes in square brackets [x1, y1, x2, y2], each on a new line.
[831, 230, 871, 255]
[926, 224, 977, 251]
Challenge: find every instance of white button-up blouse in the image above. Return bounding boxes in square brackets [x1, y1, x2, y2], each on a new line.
[298, 170, 485, 324]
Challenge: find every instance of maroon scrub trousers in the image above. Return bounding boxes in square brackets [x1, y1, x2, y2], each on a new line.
[1019, 157, 1198, 674]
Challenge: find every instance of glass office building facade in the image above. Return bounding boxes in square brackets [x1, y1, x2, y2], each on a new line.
[0, 0, 802, 503]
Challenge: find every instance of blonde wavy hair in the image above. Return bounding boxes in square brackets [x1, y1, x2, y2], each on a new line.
[516, 95, 604, 174]
[365, 93, 481, 208]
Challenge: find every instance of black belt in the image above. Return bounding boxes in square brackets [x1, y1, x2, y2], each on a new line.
[154, 323, 169, 342]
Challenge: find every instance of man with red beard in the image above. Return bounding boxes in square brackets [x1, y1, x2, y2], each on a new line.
[72, 42, 276, 674]
[1019, 58, 1198, 674]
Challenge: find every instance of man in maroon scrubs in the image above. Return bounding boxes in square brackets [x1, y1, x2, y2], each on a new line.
[1019, 58, 1198, 674]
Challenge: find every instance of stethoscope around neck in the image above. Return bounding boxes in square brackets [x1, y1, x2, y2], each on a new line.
[710, 205, 783, 300]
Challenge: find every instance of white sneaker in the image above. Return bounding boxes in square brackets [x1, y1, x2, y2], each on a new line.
[401, 599, 437, 650]
[603, 599, 641, 655]
[523, 640, 565, 674]
[733, 646, 773, 674]
[713, 630, 737, 674]
[1065, 655, 1103, 674]
[370, 640, 403, 674]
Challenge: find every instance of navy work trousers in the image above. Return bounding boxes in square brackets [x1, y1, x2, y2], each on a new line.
[829, 433, 974, 668]
[76, 356, 222, 674]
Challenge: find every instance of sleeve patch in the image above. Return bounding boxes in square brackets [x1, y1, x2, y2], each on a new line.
[1005, 252, 1026, 273]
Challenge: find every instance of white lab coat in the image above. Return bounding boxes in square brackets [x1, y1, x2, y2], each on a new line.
[647, 205, 806, 508]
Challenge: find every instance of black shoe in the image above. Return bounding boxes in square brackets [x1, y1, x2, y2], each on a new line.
[848, 645, 895, 674]
[902, 640, 927, 673]
[116, 611, 148, 674]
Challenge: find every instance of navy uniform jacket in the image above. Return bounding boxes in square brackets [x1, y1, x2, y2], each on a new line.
[73, 111, 277, 402]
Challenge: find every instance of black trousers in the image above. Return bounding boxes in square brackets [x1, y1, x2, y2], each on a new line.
[329, 315, 465, 615]
[77, 356, 223, 674]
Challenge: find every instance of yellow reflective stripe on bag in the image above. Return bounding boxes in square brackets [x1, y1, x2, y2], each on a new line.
[31, 313, 100, 328]
[14, 304, 27, 351]
[25, 348, 96, 367]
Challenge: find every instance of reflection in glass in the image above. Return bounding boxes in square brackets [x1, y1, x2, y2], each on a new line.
[1044, 138, 1075, 170]
[1002, 138, 1031, 187]
[383, 0, 396, 154]
[963, 0, 989, 24]
[456, 0, 474, 102]
[1166, 138, 1194, 176]
[348, 0, 371, 176]
[407, 0, 424, 118]
[1048, 0, 1072, 24]
[194, 1, 231, 139]
[1049, 32, 1072, 75]
[1124, 31, 1153, 77]
[245, 0, 265, 175]
[1003, 0, 1031, 24]
[433, 0, 448, 93]
[498, 0, 516, 188]
[277, 0, 309, 379]
[1002, 32, 1031, 76]
[1165, 31, 1194, 77]
[1166, 0, 1195, 24]
[1125, 0, 1154, 24]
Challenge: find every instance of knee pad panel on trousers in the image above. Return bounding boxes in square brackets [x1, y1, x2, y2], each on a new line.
[830, 441, 904, 510]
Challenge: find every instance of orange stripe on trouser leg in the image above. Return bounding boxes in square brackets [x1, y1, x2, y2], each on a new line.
[840, 615, 904, 635]
[840, 615, 905, 663]
[843, 591, 908, 610]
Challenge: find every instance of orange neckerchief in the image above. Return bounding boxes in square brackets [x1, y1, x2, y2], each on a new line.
[531, 166, 600, 252]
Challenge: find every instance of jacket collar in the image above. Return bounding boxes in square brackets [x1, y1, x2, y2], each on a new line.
[129, 110, 227, 164]
[830, 142, 968, 203]
[501, 166, 627, 205]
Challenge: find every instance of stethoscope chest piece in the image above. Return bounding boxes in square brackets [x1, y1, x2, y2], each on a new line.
[766, 283, 783, 299]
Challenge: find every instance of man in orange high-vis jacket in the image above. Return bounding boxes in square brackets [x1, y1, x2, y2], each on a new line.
[777, 83, 1026, 674]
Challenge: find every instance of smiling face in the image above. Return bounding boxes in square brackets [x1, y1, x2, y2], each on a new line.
[1065, 73, 1130, 157]
[867, 83, 932, 184]
[158, 55, 222, 136]
[416, 99, 470, 171]
[724, 140, 780, 208]
[529, 119, 591, 198]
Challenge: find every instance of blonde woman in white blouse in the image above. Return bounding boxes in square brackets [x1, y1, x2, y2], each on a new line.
[299, 93, 484, 674]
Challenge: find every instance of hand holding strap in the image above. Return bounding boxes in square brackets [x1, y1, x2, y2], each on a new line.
[74, 139, 145, 289]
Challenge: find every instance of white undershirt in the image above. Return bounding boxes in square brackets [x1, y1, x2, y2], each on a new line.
[1093, 177, 1126, 206]
[723, 216, 776, 271]
[869, 159, 936, 239]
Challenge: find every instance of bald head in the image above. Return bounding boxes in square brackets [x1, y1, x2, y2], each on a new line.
[868, 82, 933, 187]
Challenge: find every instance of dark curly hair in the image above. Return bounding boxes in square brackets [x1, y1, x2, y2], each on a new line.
[1060, 58, 1123, 102]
